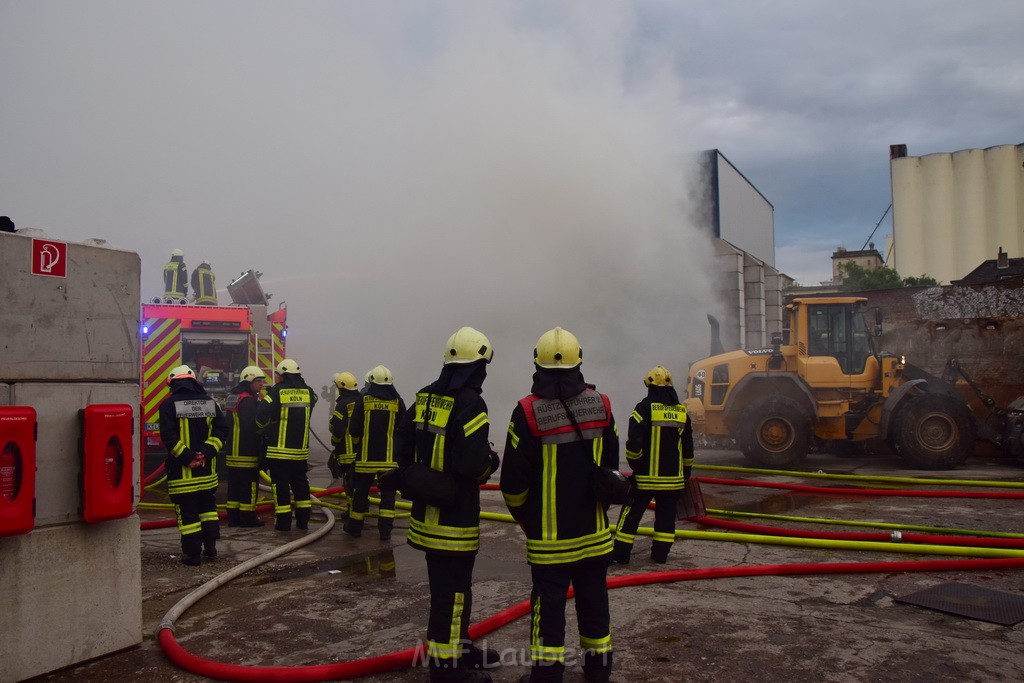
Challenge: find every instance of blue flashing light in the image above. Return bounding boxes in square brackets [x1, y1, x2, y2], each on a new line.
[142, 325, 149, 335]
[282, 329, 288, 338]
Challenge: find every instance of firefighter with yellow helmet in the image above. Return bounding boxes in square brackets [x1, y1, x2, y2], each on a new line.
[501, 328, 619, 683]
[395, 327, 500, 682]
[158, 365, 228, 565]
[612, 365, 693, 565]
[344, 364, 406, 540]
[223, 365, 268, 527]
[328, 371, 360, 496]
[256, 358, 318, 531]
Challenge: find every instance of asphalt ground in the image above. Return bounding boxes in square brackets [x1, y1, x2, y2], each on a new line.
[33, 446, 1024, 683]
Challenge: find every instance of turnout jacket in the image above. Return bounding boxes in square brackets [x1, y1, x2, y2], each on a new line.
[625, 386, 694, 491]
[163, 255, 188, 299]
[349, 384, 406, 474]
[501, 380, 619, 566]
[223, 381, 264, 468]
[328, 389, 360, 466]
[397, 382, 496, 555]
[190, 262, 217, 305]
[159, 377, 228, 496]
[256, 374, 317, 461]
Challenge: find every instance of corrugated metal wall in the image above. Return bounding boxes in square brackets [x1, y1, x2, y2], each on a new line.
[891, 144, 1024, 283]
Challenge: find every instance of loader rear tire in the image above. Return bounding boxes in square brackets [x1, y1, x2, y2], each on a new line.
[739, 396, 811, 468]
[892, 393, 975, 470]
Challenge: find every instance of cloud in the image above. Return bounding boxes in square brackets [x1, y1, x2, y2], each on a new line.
[3, 0, 1022, 425]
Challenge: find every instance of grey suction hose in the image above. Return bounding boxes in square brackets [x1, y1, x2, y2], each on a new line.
[158, 504, 336, 634]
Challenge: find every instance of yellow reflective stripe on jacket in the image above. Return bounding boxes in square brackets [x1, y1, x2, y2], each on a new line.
[503, 488, 528, 508]
[525, 528, 613, 565]
[226, 455, 260, 468]
[463, 411, 488, 437]
[541, 445, 557, 541]
[634, 475, 685, 490]
[408, 518, 480, 553]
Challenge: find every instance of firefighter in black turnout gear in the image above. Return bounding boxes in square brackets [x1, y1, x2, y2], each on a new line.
[344, 365, 405, 540]
[256, 358, 318, 531]
[190, 259, 217, 305]
[501, 328, 619, 683]
[395, 327, 500, 682]
[159, 365, 229, 565]
[612, 365, 693, 565]
[163, 249, 188, 302]
[328, 371, 360, 502]
[224, 365, 268, 527]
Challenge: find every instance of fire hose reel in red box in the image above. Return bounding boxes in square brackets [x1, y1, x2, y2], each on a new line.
[80, 404, 135, 524]
[0, 406, 37, 538]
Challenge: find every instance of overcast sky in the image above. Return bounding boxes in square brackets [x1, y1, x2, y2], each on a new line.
[3, 1, 1022, 422]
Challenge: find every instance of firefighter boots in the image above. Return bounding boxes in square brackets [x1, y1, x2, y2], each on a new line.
[226, 508, 241, 527]
[239, 512, 265, 527]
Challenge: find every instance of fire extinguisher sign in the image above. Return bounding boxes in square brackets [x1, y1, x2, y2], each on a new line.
[31, 238, 68, 278]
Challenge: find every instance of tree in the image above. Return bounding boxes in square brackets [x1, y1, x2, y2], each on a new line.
[838, 262, 938, 291]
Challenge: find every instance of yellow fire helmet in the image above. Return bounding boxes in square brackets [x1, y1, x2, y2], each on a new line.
[168, 365, 195, 383]
[276, 358, 301, 375]
[366, 365, 394, 386]
[534, 327, 582, 369]
[333, 371, 358, 390]
[644, 365, 673, 387]
[444, 326, 494, 365]
[241, 366, 266, 383]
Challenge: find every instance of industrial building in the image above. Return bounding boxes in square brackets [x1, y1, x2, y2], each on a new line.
[890, 143, 1024, 284]
[695, 149, 791, 351]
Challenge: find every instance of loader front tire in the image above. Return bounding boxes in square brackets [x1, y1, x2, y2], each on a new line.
[739, 396, 811, 468]
[892, 393, 975, 470]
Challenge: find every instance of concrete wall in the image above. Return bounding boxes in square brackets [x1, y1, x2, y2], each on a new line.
[0, 231, 142, 682]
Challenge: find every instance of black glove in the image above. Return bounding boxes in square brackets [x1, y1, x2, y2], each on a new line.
[328, 456, 342, 478]
[489, 448, 500, 471]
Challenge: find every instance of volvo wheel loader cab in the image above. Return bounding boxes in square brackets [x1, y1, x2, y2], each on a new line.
[684, 297, 976, 470]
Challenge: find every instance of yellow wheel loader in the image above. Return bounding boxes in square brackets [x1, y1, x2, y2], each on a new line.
[684, 297, 1022, 470]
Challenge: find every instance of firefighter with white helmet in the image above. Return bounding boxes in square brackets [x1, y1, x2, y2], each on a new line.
[344, 365, 406, 539]
[501, 328, 619, 683]
[223, 365, 268, 527]
[256, 358, 318, 531]
[163, 249, 188, 303]
[158, 364, 229, 565]
[328, 371, 360, 497]
[394, 327, 500, 681]
[612, 365, 693, 566]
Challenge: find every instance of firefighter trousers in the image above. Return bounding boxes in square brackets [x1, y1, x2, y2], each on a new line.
[346, 471, 396, 538]
[225, 465, 260, 515]
[268, 458, 311, 530]
[171, 488, 219, 557]
[614, 489, 680, 562]
[526, 558, 612, 682]
[424, 553, 478, 673]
